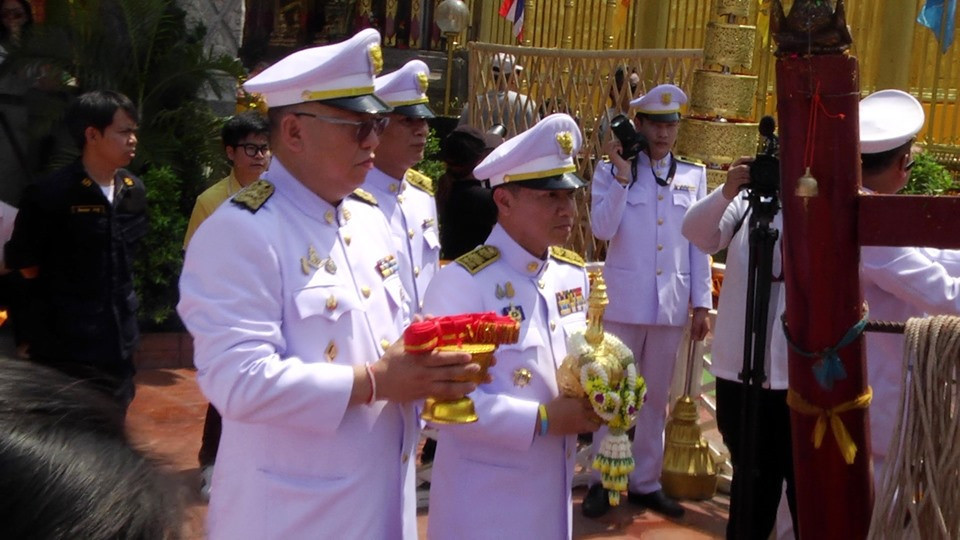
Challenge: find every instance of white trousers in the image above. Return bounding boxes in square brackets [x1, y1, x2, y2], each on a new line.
[592, 321, 685, 494]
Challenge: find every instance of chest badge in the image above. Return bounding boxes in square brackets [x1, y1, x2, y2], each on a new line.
[555, 287, 586, 317]
[376, 254, 399, 279]
[502, 303, 525, 323]
[513, 368, 532, 388]
[301, 245, 336, 276]
[495, 281, 515, 300]
[422, 218, 435, 229]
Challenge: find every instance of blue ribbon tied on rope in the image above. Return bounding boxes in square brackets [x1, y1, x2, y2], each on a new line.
[781, 312, 869, 391]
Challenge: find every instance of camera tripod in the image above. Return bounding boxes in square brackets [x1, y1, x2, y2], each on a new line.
[732, 186, 781, 540]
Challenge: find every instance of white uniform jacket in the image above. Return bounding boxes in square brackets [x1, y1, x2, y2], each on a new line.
[681, 186, 786, 388]
[178, 159, 419, 540]
[421, 224, 589, 540]
[860, 245, 960, 459]
[591, 154, 712, 326]
[364, 166, 440, 314]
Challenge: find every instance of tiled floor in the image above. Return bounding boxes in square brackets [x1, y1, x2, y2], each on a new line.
[126, 368, 728, 539]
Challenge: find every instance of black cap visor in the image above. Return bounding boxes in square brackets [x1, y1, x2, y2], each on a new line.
[509, 172, 586, 190]
[321, 94, 393, 115]
[391, 102, 436, 119]
[637, 111, 681, 123]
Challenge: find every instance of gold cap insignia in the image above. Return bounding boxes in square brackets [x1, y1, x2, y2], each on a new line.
[81, 178, 93, 187]
[368, 44, 384, 75]
[417, 72, 429, 93]
[556, 131, 574, 156]
[660, 92, 673, 105]
[123, 177, 134, 186]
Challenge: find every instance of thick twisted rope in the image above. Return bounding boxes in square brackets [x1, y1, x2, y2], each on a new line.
[869, 315, 960, 539]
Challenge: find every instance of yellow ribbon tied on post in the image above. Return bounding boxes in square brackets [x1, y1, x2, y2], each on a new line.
[787, 386, 873, 465]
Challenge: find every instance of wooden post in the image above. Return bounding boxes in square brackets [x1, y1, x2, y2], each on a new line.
[777, 54, 873, 539]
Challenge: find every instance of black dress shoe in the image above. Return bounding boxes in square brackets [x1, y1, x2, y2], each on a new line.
[627, 489, 685, 518]
[581, 483, 611, 518]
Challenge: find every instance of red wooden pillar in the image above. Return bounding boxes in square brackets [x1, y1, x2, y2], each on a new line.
[777, 54, 873, 539]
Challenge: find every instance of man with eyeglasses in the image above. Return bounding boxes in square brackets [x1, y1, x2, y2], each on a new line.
[182, 111, 270, 502]
[584, 83, 711, 519]
[177, 29, 480, 539]
[365, 59, 440, 316]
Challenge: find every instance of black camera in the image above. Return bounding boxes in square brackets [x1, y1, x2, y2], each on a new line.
[745, 116, 780, 197]
[610, 114, 648, 161]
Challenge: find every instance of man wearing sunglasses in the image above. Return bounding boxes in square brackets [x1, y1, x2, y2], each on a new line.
[182, 111, 270, 502]
[178, 29, 480, 539]
[365, 59, 440, 317]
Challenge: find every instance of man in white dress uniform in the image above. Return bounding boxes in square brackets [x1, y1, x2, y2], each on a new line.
[423, 114, 602, 539]
[366, 59, 440, 315]
[177, 29, 480, 540]
[585, 84, 712, 519]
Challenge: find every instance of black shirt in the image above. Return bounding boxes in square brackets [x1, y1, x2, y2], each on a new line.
[5, 160, 147, 381]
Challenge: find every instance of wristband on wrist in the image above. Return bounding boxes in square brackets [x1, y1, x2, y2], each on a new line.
[538, 404, 549, 436]
[364, 363, 377, 405]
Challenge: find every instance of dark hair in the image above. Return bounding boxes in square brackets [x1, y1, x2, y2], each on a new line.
[0, 0, 33, 44]
[861, 139, 914, 176]
[222, 112, 270, 148]
[0, 359, 182, 539]
[66, 90, 139, 149]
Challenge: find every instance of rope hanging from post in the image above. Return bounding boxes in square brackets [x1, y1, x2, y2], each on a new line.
[869, 315, 960, 539]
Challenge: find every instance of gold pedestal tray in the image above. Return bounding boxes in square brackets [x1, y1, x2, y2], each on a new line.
[704, 22, 757, 70]
[677, 118, 758, 165]
[715, 0, 755, 18]
[420, 343, 496, 425]
[689, 70, 758, 121]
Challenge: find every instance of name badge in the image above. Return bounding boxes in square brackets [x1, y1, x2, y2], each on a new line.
[70, 205, 105, 214]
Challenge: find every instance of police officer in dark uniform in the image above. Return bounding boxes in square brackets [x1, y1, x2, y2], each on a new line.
[5, 90, 147, 410]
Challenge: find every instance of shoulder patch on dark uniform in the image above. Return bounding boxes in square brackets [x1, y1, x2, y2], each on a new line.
[405, 169, 435, 195]
[231, 179, 274, 213]
[675, 155, 705, 167]
[455, 245, 500, 275]
[549, 246, 586, 267]
[350, 188, 378, 206]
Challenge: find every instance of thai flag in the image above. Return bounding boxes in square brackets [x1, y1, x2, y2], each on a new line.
[499, 0, 524, 42]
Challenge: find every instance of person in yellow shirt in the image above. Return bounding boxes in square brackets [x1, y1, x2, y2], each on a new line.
[183, 112, 270, 248]
[183, 111, 270, 500]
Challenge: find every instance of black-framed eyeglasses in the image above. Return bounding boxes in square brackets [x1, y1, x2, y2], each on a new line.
[235, 143, 269, 158]
[293, 112, 389, 142]
[905, 159, 916, 171]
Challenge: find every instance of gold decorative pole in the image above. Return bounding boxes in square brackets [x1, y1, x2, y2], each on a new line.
[522, 0, 536, 46]
[561, 0, 576, 49]
[875, 0, 917, 91]
[634, 0, 669, 49]
[602, 0, 618, 49]
[435, 0, 470, 116]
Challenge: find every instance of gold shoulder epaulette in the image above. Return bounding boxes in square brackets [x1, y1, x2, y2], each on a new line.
[454, 245, 500, 275]
[350, 188, 378, 206]
[405, 169, 435, 195]
[549, 246, 586, 267]
[231, 179, 274, 213]
[675, 155, 705, 167]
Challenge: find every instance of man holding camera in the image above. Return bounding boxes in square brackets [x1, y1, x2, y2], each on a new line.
[585, 83, 712, 519]
[681, 155, 795, 538]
